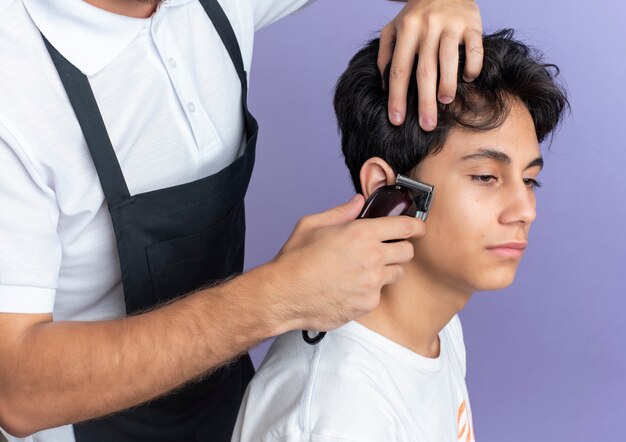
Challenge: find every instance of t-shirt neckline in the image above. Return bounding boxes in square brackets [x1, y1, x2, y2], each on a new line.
[338, 319, 449, 372]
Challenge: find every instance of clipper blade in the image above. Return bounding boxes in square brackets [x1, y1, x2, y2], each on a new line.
[396, 174, 435, 221]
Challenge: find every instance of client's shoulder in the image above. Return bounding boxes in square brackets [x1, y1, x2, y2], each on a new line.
[233, 327, 399, 441]
[252, 326, 385, 395]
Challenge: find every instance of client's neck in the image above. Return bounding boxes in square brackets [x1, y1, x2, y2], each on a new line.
[357, 262, 472, 358]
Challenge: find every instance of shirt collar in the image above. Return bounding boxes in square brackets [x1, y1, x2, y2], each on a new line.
[22, 0, 192, 76]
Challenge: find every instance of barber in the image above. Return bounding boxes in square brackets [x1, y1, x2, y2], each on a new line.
[0, 0, 483, 440]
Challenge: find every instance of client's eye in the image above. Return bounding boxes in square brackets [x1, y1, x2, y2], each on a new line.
[471, 175, 497, 184]
[523, 178, 543, 190]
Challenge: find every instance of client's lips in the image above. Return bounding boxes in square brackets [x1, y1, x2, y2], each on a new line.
[486, 242, 528, 258]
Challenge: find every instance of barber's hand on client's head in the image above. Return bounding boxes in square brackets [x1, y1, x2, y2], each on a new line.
[268, 195, 425, 334]
[380, 0, 484, 130]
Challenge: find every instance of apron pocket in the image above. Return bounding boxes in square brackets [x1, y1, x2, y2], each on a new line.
[146, 202, 245, 302]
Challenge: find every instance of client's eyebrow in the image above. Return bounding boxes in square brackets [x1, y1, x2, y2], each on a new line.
[460, 148, 544, 170]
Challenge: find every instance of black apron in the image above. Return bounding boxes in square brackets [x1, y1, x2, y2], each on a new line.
[42, 1, 256, 440]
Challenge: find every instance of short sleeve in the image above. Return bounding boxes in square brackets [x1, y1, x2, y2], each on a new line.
[250, 0, 316, 31]
[0, 125, 61, 313]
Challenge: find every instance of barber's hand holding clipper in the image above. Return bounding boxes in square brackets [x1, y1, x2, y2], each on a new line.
[266, 193, 425, 336]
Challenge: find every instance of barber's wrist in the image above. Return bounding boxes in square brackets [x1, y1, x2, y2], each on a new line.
[228, 261, 295, 340]
[255, 261, 300, 337]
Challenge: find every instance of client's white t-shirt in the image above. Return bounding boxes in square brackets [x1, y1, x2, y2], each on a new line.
[232, 315, 475, 442]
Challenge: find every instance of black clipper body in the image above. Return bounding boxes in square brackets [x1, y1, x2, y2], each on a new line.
[358, 174, 434, 221]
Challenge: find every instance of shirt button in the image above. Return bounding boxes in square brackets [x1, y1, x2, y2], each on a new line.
[188, 102, 196, 113]
[168, 57, 177, 68]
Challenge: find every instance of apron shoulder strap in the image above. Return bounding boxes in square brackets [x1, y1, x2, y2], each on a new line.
[198, 0, 248, 94]
[43, 37, 131, 209]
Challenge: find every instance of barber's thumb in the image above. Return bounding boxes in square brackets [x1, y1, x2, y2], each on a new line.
[317, 194, 364, 227]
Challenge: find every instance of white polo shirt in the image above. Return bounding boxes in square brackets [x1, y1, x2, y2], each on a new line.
[0, 0, 312, 322]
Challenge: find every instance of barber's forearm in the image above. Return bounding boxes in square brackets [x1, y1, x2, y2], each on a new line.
[0, 264, 281, 437]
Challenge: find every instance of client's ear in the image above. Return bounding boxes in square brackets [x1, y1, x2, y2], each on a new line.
[359, 158, 397, 199]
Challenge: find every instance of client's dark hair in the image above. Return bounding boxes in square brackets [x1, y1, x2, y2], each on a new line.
[334, 29, 569, 193]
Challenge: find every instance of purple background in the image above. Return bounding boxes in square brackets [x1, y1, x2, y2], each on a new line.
[243, 1, 625, 440]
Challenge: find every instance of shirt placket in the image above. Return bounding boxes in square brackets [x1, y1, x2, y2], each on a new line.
[150, 8, 222, 153]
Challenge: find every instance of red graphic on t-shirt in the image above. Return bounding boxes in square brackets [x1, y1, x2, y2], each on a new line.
[457, 399, 474, 442]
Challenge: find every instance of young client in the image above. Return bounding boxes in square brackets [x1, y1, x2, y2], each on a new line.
[232, 29, 568, 442]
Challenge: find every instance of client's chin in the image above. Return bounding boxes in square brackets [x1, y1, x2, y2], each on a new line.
[473, 267, 520, 292]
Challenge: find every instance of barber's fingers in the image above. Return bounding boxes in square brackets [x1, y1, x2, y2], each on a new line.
[381, 240, 415, 265]
[463, 29, 484, 82]
[438, 30, 460, 105]
[382, 264, 405, 286]
[299, 194, 365, 230]
[358, 216, 425, 243]
[378, 24, 396, 91]
[387, 25, 420, 126]
[416, 31, 441, 131]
